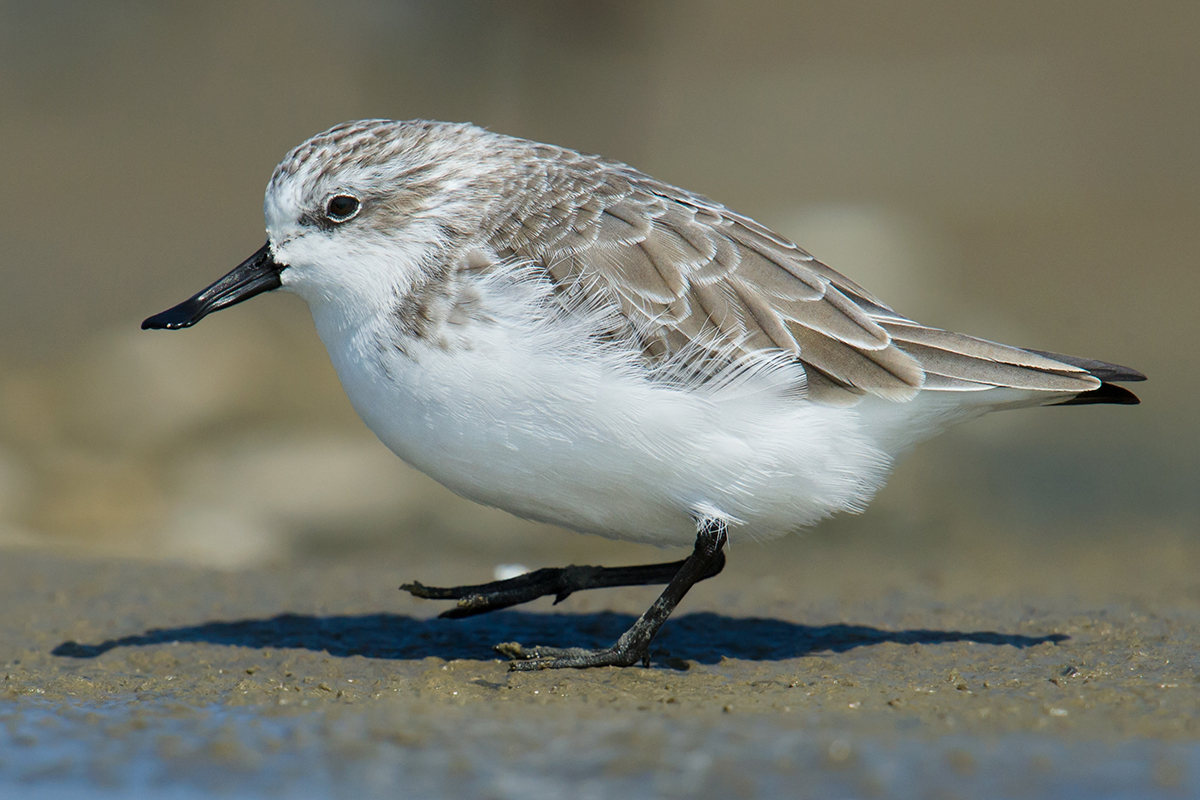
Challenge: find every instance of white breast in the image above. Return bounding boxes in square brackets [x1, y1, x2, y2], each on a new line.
[306, 275, 899, 547]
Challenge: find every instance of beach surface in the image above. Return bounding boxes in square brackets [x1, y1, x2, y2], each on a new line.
[3, 524, 1197, 799]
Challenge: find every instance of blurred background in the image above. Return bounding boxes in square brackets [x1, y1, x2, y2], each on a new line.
[0, 0, 1195, 572]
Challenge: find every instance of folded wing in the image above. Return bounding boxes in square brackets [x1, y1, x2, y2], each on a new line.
[488, 150, 1141, 406]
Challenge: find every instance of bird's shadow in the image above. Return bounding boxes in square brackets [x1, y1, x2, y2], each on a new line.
[53, 610, 1067, 665]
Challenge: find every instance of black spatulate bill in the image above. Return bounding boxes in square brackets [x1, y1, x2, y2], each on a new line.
[142, 242, 283, 330]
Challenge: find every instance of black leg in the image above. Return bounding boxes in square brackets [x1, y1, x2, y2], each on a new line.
[401, 539, 725, 619]
[500, 518, 729, 670]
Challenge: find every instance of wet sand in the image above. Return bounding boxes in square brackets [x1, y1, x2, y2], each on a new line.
[3, 525, 1198, 798]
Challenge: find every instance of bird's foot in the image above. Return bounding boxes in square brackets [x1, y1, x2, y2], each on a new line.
[407, 518, 728, 670]
[401, 559, 691, 619]
[494, 519, 728, 671]
[496, 640, 649, 670]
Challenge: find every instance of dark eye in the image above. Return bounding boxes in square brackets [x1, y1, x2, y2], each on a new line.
[325, 194, 361, 222]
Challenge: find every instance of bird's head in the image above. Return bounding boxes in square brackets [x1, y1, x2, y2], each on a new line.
[143, 119, 507, 332]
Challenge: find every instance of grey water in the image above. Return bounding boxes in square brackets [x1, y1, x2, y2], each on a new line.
[2, 699, 1196, 800]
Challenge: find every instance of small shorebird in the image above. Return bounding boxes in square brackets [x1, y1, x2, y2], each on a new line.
[144, 120, 1143, 669]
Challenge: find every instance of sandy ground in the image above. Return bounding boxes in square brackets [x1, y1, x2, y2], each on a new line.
[2, 524, 1199, 799]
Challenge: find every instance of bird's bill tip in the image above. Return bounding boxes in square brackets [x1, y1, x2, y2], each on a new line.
[141, 242, 283, 331]
[141, 303, 203, 330]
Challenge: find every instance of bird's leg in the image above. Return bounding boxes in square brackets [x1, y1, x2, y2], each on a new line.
[499, 517, 728, 670]
[401, 534, 725, 620]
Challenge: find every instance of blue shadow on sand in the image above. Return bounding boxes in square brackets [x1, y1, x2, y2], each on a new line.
[52, 611, 1067, 665]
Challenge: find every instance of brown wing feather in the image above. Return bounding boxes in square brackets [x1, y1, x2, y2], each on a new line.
[486, 150, 1109, 404]
[882, 322, 1100, 393]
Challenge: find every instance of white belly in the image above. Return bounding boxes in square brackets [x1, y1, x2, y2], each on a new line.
[311, 303, 897, 548]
